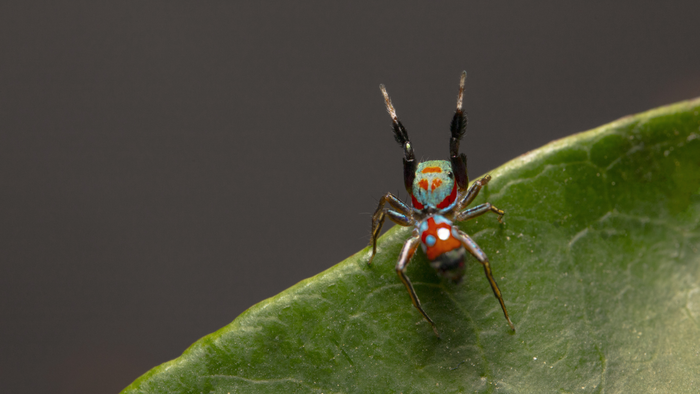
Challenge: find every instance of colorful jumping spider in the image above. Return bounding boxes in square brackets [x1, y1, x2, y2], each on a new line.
[367, 71, 515, 337]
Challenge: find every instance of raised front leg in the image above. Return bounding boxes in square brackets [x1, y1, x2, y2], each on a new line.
[450, 71, 469, 194]
[380, 84, 417, 195]
[455, 229, 515, 331]
[368, 192, 414, 265]
[395, 235, 440, 337]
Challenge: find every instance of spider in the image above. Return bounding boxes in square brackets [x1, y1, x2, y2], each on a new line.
[367, 71, 515, 338]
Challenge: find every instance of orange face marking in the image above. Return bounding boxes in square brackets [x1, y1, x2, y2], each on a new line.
[421, 166, 442, 173]
[430, 179, 442, 191]
[418, 179, 429, 191]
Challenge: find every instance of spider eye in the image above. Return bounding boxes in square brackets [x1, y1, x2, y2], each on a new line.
[446, 171, 454, 178]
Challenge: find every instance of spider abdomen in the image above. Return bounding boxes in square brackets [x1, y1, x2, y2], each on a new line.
[419, 215, 467, 282]
[429, 248, 467, 283]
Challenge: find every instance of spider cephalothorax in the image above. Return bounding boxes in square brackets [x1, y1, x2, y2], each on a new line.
[411, 161, 457, 210]
[367, 71, 515, 337]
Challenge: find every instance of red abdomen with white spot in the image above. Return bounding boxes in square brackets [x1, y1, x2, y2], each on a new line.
[418, 215, 467, 283]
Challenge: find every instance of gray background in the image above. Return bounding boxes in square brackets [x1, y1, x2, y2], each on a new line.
[2, 1, 699, 393]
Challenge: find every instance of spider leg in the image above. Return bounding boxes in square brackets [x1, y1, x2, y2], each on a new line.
[380, 84, 417, 195]
[395, 235, 440, 337]
[369, 193, 414, 265]
[456, 174, 492, 210]
[455, 230, 515, 331]
[450, 71, 469, 193]
[455, 202, 504, 223]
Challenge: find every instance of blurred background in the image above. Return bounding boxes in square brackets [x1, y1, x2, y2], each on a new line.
[1, 1, 699, 392]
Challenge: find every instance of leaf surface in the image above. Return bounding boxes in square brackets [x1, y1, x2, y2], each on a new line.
[123, 99, 700, 393]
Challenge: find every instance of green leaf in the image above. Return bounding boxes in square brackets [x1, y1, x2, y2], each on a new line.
[123, 99, 700, 393]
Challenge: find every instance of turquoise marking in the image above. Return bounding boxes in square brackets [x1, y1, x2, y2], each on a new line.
[411, 160, 455, 208]
[425, 235, 436, 247]
[432, 215, 452, 226]
[420, 220, 429, 233]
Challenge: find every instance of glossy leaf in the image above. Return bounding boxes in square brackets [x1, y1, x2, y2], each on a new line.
[123, 99, 700, 393]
